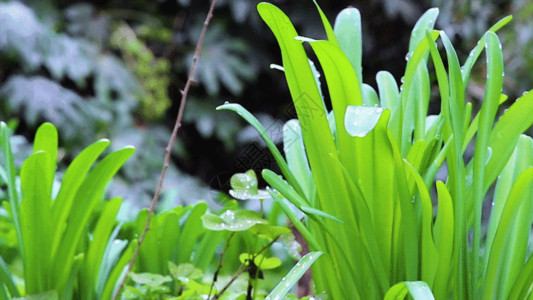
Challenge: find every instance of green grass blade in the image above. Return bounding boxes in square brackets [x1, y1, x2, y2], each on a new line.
[32, 123, 57, 190]
[217, 103, 303, 197]
[52, 146, 135, 294]
[377, 71, 400, 110]
[304, 38, 362, 177]
[404, 161, 438, 287]
[51, 139, 110, 258]
[176, 203, 208, 264]
[312, 1, 337, 45]
[82, 197, 122, 299]
[0, 123, 23, 258]
[334, 7, 362, 87]
[267, 189, 321, 251]
[408, 8, 439, 55]
[461, 16, 512, 86]
[484, 90, 533, 191]
[508, 254, 533, 300]
[0, 255, 19, 297]
[471, 32, 504, 288]
[482, 167, 533, 299]
[20, 151, 53, 294]
[432, 181, 454, 299]
[283, 120, 313, 200]
[101, 240, 138, 300]
[384, 281, 435, 300]
[266, 251, 323, 300]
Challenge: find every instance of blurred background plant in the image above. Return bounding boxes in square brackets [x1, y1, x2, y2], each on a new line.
[0, 0, 532, 217]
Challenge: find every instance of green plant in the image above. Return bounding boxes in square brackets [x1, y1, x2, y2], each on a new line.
[0, 122, 135, 299]
[221, 2, 533, 299]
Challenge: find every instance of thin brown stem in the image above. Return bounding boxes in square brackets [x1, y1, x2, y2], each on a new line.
[111, 1, 218, 299]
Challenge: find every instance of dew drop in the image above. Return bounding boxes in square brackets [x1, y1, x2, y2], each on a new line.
[224, 101, 229, 104]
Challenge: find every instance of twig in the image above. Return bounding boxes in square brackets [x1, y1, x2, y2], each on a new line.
[207, 232, 235, 300]
[111, 1, 218, 299]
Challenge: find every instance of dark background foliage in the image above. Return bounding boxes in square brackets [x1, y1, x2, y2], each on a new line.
[0, 0, 531, 215]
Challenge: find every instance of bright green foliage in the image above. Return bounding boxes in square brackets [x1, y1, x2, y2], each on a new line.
[0, 122, 135, 299]
[131, 202, 224, 274]
[222, 2, 533, 299]
[111, 23, 172, 121]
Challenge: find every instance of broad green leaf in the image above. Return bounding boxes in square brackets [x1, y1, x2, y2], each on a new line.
[52, 146, 135, 294]
[176, 203, 207, 263]
[384, 281, 435, 300]
[135, 209, 160, 274]
[239, 253, 281, 270]
[51, 139, 110, 258]
[20, 151, 53, 294]
[266, 252, 323, 300]
[129, 273, 171, 288]
[201, 209, 266, 232]
[334, 7, 362, 87]
[344, 105, 384, 137]
[229, 169, 269, 200]
[249, 223, 291, 241]
[168, 262, 202, 282]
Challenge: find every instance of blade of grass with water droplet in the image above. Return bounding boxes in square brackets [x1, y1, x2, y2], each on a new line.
[217, 103, 304, 197]
[482, 167, 533, 298]
[266, 251, 323, 300]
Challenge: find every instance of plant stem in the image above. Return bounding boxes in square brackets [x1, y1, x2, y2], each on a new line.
[208, 232, 235, 300]
[111, 1, 218, 299]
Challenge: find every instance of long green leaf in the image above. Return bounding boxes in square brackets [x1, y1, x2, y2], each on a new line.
[333, 7, 363, 88]
[20, 151, 53, 294]
[52, 146, 134, 295]
[266, 251, 323, 300]
[217, 103, 303, 197]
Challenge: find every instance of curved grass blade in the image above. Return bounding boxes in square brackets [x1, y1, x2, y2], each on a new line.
[266, 188, 321, 251]
[217, 103, 304, 197]
[266, 251, 323, 300]
[461, 16, 512, 85]
[312, 0, 337, 45]
[471, 32, 504, 284]
[283, 120, 313, 199]
[0, 255, 19, 297]
[481, 167, 533, 298]
[20, 151, 53, 294]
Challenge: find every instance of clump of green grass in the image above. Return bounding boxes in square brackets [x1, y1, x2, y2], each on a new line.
[220, 2, 533, 299]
